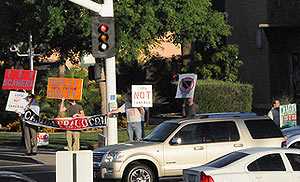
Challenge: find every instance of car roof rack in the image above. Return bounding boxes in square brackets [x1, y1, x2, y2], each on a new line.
[196, 112, 257, 119]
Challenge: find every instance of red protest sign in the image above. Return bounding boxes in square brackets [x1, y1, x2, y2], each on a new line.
[2, 69, 37, 90]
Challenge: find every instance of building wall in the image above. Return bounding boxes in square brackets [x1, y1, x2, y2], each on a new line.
[225, 0, 271, 108]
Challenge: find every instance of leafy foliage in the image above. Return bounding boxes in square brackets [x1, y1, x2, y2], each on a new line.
[36, 68, 101, 118]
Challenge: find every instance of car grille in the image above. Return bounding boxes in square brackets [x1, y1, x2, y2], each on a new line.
[93, 152, 106, 164]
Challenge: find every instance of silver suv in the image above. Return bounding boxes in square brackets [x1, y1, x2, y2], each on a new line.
[93, 114, 285, 182]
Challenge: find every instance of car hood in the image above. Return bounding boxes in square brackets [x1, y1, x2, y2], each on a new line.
[93, 141, 160, 153]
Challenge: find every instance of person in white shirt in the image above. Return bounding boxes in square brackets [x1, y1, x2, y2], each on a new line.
[108, 93, 145, 142]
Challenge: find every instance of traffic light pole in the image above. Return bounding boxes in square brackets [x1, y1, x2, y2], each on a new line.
[67, 0, 118, 145]
[105, 57, 118, 145]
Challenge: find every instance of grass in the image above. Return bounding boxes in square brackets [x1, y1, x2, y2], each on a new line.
[0, 125, 157, 150]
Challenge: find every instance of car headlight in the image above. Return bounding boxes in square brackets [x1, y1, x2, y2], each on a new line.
[104, 152, 125, 163]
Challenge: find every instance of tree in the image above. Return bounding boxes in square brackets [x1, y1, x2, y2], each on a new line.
[36, 67, 101, 118]
[114, 0, 242, 90]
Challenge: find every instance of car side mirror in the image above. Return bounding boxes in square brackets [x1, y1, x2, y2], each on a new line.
[170, 137, 182, 145]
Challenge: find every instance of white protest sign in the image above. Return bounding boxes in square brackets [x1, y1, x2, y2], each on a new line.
[37, 132, 49, 146]
[5, 91, 28, 113]
[132, 85, 152, 107]
[175, 73, 197, 98]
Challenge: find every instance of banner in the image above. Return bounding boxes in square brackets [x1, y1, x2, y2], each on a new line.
[2, 69, 37, 90]
[23, 109, 107, 130]
[5, 91, 28, 113]
[132, 85, 152, 107]
[280, 104, 297, 128]
[46, 77, 83, 100]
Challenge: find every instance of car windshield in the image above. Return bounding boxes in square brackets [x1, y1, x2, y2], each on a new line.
[203, 151, 249, 168]
[144, 122, 179, 142]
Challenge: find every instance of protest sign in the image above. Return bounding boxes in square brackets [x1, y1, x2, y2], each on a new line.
[37, 132, 49, 146]
[5, 91, 28, 113]
[2, 69, 37, 90]
[132, 85, 152, 107]
[23, 109, 107, 130]
[280, 104, 297, 128]
[175, 73, 197, 98]
[46, 77, 83, 100]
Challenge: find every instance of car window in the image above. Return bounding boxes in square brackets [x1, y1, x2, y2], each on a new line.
[247, 153, 285, 171]
[205, 121, 240, 143]
[172, 121, 239, 145]
[204, 151, 249, 168]
[173, 123, 204, 144]
[144, 122, 179, 142]
[244, 119, 283, 139]
[286, 153, 300, 171]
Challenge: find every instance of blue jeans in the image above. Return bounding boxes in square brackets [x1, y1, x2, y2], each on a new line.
[127, 122, 142, 142]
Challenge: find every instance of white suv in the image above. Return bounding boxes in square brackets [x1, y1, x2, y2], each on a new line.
[93, 114, 285, 182]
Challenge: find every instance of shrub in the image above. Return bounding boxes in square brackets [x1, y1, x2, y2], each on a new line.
[194, 79, 253, 113]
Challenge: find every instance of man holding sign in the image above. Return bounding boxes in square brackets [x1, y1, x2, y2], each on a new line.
[60, 98, 85, 151]
[108, 93, 145, 142]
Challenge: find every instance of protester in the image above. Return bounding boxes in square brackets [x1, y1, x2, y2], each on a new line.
[59, 98, 85, 151]
[182, 97, 199, 117]
[108, 93, 145, 142]
[16, 93, 40, 156]
[268, 99, 280, 128]
[141, 107, 149, 138]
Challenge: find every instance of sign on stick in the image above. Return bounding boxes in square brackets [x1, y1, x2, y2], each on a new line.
[175, 74, 197, 98]
[46, 77, 83, 100]
[2, 69, 37, 90]
[5, 91, 28, 113]
[280, 104, 297, 128]
[132, 85, 152, 107]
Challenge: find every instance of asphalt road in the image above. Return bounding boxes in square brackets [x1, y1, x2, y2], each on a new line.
[0, 146, 56, 182]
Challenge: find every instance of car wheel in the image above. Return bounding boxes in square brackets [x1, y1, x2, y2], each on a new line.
[123, 162, 155, 182]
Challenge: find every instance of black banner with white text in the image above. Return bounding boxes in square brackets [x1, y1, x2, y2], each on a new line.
[23, 109, 107, 130]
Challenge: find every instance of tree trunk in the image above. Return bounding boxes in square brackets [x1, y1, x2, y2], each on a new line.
[181, 41, 194, 66]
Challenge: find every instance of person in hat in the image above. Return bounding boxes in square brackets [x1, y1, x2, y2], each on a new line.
[59, 98, 85, 151]
[16, 93, 40, 156]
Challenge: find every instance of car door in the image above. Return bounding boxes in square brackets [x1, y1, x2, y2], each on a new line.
[247, 153, 294, 182]
[163, 123, 207, 176]
[285, 153, 300, 181]
[205, 121, 246, 162]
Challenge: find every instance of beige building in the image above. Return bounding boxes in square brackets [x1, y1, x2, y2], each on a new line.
[212, 0, 300, 110]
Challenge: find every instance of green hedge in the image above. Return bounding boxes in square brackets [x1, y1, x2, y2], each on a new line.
[194, 80, 253, 113]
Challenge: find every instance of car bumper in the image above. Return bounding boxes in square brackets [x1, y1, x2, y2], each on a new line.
[93, 162, 123, 180]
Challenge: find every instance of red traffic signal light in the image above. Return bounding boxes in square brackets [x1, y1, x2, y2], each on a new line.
[92, 16, 115, 58]
[99, 24, 108, 32]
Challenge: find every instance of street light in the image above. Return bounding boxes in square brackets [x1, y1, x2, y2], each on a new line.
[9, 31, 48, 94]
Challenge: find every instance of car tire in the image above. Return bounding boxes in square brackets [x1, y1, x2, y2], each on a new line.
[123, 162, 155, 182]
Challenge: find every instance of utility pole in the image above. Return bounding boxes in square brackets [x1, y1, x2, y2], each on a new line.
[68, 0, 118, 145]
[10, 31, 46, 94]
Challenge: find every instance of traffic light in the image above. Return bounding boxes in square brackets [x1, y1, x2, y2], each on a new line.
[92, 16, 115, 58]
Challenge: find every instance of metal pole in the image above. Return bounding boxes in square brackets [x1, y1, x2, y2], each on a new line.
[28, 31, 34, 94]
[105, 56, 118, 145]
